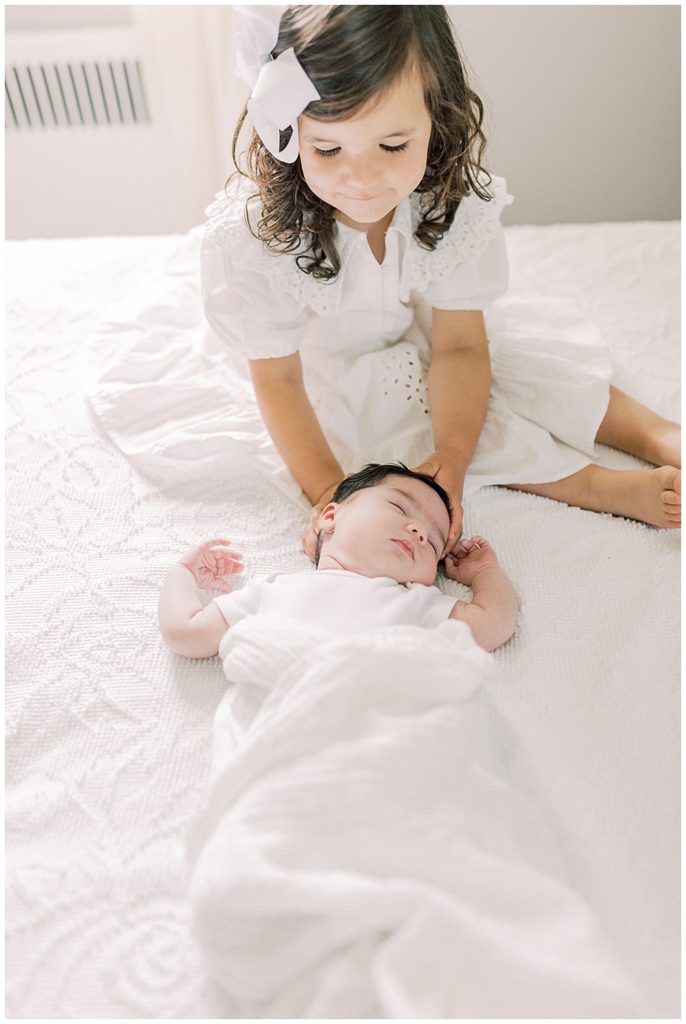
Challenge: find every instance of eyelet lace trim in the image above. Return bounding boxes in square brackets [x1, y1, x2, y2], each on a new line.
[204, 178, 341, 317]
[400, 176, 513, 301]
[204, 175, 513, 317]
[381, 343, 431, 415]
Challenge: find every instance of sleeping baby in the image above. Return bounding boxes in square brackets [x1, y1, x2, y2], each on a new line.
[162, 468, 642, 1019]
[158, 462, 519, 658]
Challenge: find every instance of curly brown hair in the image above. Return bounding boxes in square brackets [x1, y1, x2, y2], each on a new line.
[231, 5, 492, 280]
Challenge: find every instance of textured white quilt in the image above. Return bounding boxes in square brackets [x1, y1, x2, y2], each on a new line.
[5, 221, 680, 1018]
[189, 615, 642, 1018]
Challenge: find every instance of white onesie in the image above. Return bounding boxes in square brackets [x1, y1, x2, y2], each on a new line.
[211, 569, 458, 745]
[213, 568, 457, 637]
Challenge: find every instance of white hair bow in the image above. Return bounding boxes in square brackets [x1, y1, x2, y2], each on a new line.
[234, 5, 320, 163]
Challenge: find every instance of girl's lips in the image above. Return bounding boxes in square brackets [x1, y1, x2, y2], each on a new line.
[392, 538, 415, 560]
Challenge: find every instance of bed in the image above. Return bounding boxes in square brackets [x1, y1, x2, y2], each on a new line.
[6, 218, 680, 1018]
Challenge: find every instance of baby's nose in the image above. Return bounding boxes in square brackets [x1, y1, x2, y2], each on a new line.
[407, 522, 427, 544]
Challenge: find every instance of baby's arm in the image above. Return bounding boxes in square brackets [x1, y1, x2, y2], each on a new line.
[158, 539, 242, 659]
[445, 536, 518, 652]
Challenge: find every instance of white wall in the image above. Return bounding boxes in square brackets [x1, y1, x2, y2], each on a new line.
[5, 4, 681, 238]
[447, 5, 680, 224]
[5, 4, 131, 31]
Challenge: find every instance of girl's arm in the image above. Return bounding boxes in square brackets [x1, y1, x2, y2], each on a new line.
[249, 352, 345, 506]
[415, 309, 492, 550]
[158, 540, 242, 659]
[445, 536, 518, 652]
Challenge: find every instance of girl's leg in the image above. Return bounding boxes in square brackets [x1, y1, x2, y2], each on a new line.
[506, 386, 681, 527]
[508, 464, 681, 528]
[595, 386, 680, 467]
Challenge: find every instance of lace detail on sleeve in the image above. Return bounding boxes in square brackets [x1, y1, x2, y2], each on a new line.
[204, 179, 344, 317]
[400, 176, 513, 301]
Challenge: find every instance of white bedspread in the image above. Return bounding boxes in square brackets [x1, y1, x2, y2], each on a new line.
[189, 615, 642, 1018]
[5, 221, 680, 1018]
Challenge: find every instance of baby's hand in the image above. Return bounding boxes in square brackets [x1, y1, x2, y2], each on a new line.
[443, 535, 498, 587]
[179, 538, 243, 593]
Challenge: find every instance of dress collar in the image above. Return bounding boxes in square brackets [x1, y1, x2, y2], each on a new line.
[334, 196, 414, 261]
[390, 196, 414, 241]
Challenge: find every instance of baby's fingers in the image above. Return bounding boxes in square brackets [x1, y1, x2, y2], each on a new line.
[209, 543, 243, 558]
[458, 535, 488, 554]
[210, 548, 243, 563]
[209, 545, 243, 577]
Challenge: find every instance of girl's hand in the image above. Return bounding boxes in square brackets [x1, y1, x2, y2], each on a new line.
[412, 449, 465, 553]
[179, 538, 243, 593]
[444, 535, 498, 586]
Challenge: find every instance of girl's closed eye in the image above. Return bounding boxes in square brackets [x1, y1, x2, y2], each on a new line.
[314, 142, 409, 159]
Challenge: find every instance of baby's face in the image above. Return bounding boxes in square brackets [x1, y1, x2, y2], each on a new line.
[320, 475, 450, 586]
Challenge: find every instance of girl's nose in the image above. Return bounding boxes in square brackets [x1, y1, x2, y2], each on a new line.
[345, 155, 381, 188]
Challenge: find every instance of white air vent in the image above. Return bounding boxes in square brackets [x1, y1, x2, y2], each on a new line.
[5, 58, 150, 129]
[6, 22, 224, 238]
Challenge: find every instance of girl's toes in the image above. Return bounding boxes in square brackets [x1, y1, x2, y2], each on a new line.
[661, 466, 681, 492]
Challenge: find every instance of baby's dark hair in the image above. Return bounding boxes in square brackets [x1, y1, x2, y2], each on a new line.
[232, 5, 491, 281]
[314, 462, 451, 566]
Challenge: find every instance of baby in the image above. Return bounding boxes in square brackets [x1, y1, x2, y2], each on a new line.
[158, 464, 518, 655]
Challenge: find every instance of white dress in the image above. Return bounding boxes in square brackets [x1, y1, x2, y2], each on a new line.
[88, 173, 611, 506]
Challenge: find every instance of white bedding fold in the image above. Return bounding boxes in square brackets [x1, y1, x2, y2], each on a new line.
[187, 616, 642, 1018]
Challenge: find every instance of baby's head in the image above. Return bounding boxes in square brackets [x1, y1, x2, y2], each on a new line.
[315, 463, 452, 586]
[234, 6, 490, 278]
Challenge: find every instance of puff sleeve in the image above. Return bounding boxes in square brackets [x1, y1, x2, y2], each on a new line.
[408, 176, 513, 311]
[201, 186, 308, 360]
[423, 225, 509, 310]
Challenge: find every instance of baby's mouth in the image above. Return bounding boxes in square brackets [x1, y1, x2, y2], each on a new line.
[392, 538, 415, 560]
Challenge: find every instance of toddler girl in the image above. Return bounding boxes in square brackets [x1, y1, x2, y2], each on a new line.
[205, 4, 680, 553]
[92, 6, 681, 550]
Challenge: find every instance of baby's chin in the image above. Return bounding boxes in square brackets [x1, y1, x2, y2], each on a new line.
[321, 550, 437, 585]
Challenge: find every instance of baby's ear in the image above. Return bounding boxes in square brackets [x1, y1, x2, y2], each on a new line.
[318, 501, 338, 534]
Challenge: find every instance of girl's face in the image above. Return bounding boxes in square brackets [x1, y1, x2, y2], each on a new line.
[298, 64, 432, 231]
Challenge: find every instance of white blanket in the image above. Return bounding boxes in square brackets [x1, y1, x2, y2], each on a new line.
[6, 223, 679, 1018]
[188, 615, 642, 1018]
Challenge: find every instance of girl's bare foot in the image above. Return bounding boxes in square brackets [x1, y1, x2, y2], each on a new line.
[613, 465, 681, 528]
[508, 464, 681, 528]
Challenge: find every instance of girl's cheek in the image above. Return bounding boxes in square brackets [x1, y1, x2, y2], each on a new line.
[304, 159, 333, 186]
